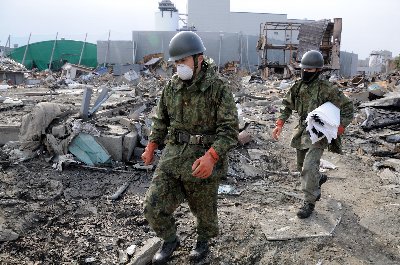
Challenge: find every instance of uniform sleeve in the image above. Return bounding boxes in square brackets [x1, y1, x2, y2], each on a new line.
[212, 84, 239, 158]
[328, 86, 354, 127]
[278, 83, 297, 122]
[148, 85, 170, 145]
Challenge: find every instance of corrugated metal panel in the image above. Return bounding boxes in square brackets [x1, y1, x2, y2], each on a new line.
[340, 51, 358, 77]
[187, 0, 289, 35]
[97, 40, 134, 65]
[297, 19, 329, 61]
[132, 30, 286, 73]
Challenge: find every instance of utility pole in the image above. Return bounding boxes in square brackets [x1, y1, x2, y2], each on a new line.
[78, 33, 88, 65]
[48, 32, 58, 71]
[22, 33, 31, 66]
[103, 30, 111, 67]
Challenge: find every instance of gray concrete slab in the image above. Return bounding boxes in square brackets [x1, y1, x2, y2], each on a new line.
[260, 199, 342, 240]
[95, 134, 123, 162]
[123, 131, 138, 162]
[128, 237, 161, 265]
[0, 125, 20, 145]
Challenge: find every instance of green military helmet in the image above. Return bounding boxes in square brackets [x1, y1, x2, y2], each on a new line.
[299, 50, 324, 69]
[168, 31, 206, 62]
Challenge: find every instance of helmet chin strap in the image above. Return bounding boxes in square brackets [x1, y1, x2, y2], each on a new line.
[192, 54, 199, 80]
[184, 54, 203, 83]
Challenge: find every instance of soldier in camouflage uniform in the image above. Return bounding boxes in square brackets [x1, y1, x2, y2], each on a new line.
[141, 31, 239, 264]
[272, 50, 354, 219]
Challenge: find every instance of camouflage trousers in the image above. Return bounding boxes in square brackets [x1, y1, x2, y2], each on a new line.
[296, 147, 324, 203]
[143, 168, 220, 242]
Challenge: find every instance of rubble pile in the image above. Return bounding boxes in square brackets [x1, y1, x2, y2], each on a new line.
[0, 60, 400, 264]
[0, 57, 27, 72]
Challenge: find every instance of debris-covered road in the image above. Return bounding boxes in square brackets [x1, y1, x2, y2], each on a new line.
[1, 60, 400, 264]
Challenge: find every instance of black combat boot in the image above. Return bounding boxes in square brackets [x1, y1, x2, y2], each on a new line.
[152, 237, 179, 265]
[297, 202, 315, 219]
[189, 240, 209, 262]
[316, 174, 328, 201]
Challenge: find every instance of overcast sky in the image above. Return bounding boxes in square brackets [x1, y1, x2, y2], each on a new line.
[1, 0, 398, 59]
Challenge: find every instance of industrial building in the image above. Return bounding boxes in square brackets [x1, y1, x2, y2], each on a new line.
[128, 0, 358, 76]
[187, 0, 306, 39]
[2, 0, 364, 77]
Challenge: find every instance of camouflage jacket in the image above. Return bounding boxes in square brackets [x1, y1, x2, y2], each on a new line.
[278, 78, 354, 150]
[149, 57, 239, 181]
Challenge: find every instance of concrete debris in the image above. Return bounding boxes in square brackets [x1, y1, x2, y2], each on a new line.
[260, 200, 342, 240]
[128, 237, 161, 265]
[0, 228, 19, 242]
[62, 63, 93, 79]
[320, 159, 337, 170]
[52, 154, 77, 171]
[0, 57, 27, 72]
[0, 84, 11, 90]
[126, 244, 137, 256]
[2, 97, 22, 104]
[85, 257, 96, 263]
[238, 130, 253, 145]
[123, 70, 140, 84]
[218, 184, 243, 195]
[0, 51, 399, 264]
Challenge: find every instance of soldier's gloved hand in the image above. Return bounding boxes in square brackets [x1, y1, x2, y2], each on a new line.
[272, 119, 284, 140]
[192, 147, 219, 179]
[337, 125, 345, 136]
[141, 141, 158, 165]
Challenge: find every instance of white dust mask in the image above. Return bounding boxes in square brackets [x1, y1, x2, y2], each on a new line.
[176, 64, 193, 80]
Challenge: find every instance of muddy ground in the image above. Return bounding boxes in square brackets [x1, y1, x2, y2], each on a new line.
[0, 84, 399, 265]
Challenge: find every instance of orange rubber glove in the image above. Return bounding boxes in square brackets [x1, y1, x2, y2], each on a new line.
[337, 125, 345, 136]
[192, 147, 219, 179]
[141, 141, 158, 165]
[272, 119, 285, 140]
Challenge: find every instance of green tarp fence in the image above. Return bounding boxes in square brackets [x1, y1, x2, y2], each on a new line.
[9, 40, 97, 71]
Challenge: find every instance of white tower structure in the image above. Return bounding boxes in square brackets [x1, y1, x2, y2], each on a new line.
[155, 0, 179, 31]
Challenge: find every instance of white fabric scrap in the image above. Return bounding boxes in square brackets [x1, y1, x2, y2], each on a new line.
[306, 102, 340, 144]
[320, 159, 337, 169]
